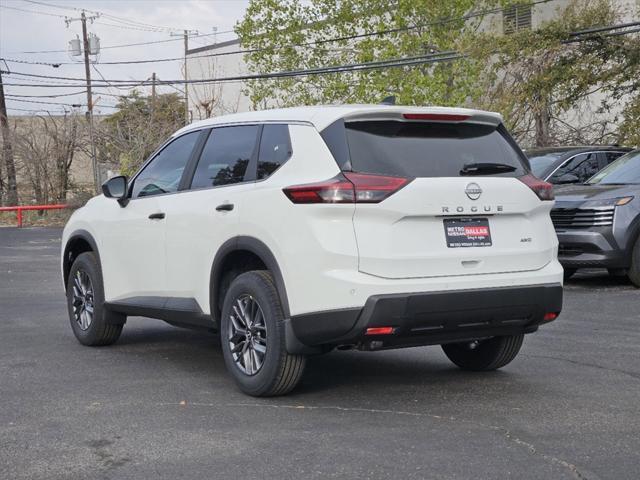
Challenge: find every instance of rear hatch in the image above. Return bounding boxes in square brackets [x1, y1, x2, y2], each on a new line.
[322, 111, 556, 279]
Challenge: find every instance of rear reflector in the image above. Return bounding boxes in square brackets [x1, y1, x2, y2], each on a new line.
[518, 174, 554, 201]
[403, 113, 470, 122]
[365, 327, 395, 335]
[283, 173, 410, 204]
[543, 312, 558, 322]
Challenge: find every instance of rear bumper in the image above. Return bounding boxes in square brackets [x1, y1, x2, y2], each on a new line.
[556, 229, 628, 269]
[286, 283, 563, 353]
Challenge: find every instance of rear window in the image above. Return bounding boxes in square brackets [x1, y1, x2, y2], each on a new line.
[527, 152, 564, 177]
[257, 124, 292, 180]
[325, 120, 527, 178]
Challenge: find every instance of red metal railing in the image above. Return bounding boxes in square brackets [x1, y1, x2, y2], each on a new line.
[0, 204, 69, 228]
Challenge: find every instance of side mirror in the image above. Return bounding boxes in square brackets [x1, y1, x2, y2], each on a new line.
[556, 173, 580, 184]
[102, 175, 129, 206]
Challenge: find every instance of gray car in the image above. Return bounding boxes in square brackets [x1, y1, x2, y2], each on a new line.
[552, 149, 640, 285]
[526, 146, 631, 184]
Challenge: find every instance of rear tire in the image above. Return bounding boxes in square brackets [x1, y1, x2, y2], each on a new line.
[628, 237, 640, 288]
[220, 271, 306, 396]
[563, 268, 576, 281]
[66, 252, 125, 346]
[442, 334, 524, 371]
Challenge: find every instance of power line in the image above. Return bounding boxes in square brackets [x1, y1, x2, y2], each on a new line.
[5, 17, 638, 84]
[5, 91, 87, 98]
[20, 0, 237, 36]
[2, 51, 465, 89]
[6, 38, 182, 55]
[3, 32, 237, 56]
[4, 0, 550, 59]
[4, 51, 457, 84]
[100, 0, 559, 65]
[6, 106, 54, 113]
[22, 0, 203, 33]
[2, 19, 636, 91]
[0, 4, 65, 18]
[6, 97, 118, 108]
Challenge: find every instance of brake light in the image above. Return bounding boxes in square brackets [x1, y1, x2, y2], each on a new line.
[403, 113, 470, 122]
[283, 173, 410, 204]
[365, 327, 395, 335]
[518, 174, 554, 201]
[543, 312, 558, 322]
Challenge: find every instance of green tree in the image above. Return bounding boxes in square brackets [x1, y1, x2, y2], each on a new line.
[98, 91, 185, 176]
[473, 0, 634, 147]
[236, 0, 502, 108]
[237, 0, 639, 148]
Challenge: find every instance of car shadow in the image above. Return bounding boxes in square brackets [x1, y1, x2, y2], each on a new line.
[293, 348, 516, 396]
[107, 318, 535, 400]
[565, 268, 637, 290]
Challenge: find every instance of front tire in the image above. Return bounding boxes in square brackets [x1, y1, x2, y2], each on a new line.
[220, 271, 306, 396]
[66, 252, 125, 346]
[442, 334, 524, 371]
[563, 268, 576, 281]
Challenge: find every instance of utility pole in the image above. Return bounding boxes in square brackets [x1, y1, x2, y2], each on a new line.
[0, 61, 18, 206]
[67, 11, 100, 193]
[151, 72, 157, 107]
[183, 30, 189, 124]
[172, 29, 197, 125]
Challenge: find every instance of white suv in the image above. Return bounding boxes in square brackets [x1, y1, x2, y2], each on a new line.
[61, 105, 563, 396]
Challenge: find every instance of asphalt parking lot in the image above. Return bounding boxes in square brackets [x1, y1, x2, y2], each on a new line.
[1, 227, 639, 479]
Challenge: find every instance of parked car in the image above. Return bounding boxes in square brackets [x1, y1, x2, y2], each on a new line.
[552, 149, 640, 285]
[525, 146, 631, 184]
[61, 105, 563, 396]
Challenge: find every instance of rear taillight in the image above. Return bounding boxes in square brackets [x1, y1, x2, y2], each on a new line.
[518, 174, 554, 201]
[283, 173, 410, 204]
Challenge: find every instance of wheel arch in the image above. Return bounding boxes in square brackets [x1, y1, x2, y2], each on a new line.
[209, 236, 290, 324]
[62, 229, 101, 291]
[625, 214, 640, 260]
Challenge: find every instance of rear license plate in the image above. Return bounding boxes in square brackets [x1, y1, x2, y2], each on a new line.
[444, 218, 492, 248]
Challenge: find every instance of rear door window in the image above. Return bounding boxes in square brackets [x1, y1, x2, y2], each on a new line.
[549, 153, 600, 183]
[338, 121, 526, 177]
[603, 151, 628, 164]
[190, 125, 259, 189]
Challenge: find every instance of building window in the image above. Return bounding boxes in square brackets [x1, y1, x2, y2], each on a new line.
[503, 4, 532, 35]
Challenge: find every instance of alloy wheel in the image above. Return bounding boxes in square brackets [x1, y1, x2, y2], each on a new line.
[72, 269, 94, 331]
[228, 294, 268, 375]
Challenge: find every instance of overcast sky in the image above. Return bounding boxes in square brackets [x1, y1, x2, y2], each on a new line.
[0, 0, 252, 115]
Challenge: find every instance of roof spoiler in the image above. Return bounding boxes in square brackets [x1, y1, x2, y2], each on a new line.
[342, 108, 502, 127]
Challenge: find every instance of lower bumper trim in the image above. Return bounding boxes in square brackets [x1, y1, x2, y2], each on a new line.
[288, 283, 563, 352]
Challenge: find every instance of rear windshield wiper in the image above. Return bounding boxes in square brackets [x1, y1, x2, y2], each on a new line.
[460, 163, 517, 176]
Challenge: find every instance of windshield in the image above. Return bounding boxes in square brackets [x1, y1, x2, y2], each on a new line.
[527, 153, 564, 177]
[587, 150, 640, 185]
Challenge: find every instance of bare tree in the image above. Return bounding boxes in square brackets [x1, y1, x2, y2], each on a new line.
[13, 112, 84, 204]
[190, 60, 243, 120]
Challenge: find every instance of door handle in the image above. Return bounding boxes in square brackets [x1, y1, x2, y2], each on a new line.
[216, 203, 234, 212]
[148, 212, 166, 220]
